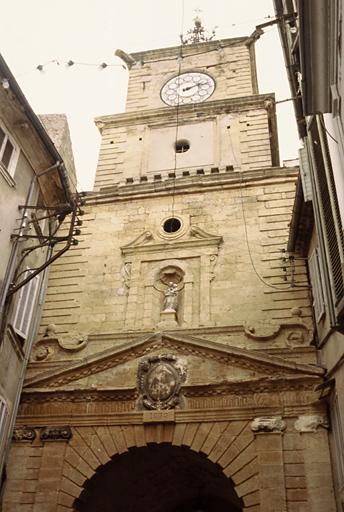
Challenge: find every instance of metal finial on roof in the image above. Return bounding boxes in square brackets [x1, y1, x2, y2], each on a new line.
[180, 14, 216, 45]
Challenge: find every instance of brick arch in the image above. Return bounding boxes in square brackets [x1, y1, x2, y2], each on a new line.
[57, 421, 260, 511]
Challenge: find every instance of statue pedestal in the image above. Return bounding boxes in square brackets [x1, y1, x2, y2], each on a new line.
[158, 310, 178, 329]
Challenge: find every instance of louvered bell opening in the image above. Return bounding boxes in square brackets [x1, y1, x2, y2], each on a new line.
[310, 120, 344, 306]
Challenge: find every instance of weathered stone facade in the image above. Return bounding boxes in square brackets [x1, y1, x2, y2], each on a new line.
[3, 36, 337, 511]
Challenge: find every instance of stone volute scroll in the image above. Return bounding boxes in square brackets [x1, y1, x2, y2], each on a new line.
[250, 416, 287, 433]
[294, 415, 329, 432]
[40, 426, 72, 441]
[31, 324, 88, 362]
[12, 427, 36, 442]
[137, 354, 186, 410]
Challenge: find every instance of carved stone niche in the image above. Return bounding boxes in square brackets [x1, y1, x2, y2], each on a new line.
[250, 416, 287, 433]
[121, 226, 223, 330]
[40, 426, 72, 441]
[137, 354, 186, 410]
[12, 427, 36, 442]
[156, 266, 185, 328]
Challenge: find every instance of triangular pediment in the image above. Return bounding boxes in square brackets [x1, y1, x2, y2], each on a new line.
[121, 226, 223, 256]
[24, 331, 324, 392]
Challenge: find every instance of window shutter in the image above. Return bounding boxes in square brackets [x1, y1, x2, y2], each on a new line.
[1, 139, 14, 169]
[311, 118, 344, 312]
[331, 394, 344, 489]
[12, 270, 40, 339]
[299, 147, 312, 201]
[0, 122, 18, 176]
[308, 248, 325, 322]
[0, 397, 8, 448]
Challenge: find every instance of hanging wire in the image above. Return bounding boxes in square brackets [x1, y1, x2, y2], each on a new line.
[225, 115, 296, 290]
[13, 12, 277, 79]
[227, 120, 294, 291]
[238, 170, 293, 291]
[171, 0, 185, 218]
[17, 59, 126, 79]
[36, 59, 126, 70]
[319, 116, 339, 144]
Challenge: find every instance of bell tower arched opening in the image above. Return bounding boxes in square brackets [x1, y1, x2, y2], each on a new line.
[73, 443, 243, 512]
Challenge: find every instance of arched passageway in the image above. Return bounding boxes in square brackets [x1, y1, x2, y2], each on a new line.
[73, 443, 243, 512]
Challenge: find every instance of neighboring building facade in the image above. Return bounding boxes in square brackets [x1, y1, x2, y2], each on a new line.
[2, 28, 338, 511]
[273, 1, 344, 508]
[0, 56, 78, 494]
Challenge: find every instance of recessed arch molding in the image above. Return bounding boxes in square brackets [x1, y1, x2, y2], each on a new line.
[56, 421, 260, 511]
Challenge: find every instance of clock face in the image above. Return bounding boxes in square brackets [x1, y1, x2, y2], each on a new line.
[161, 72, 215, 106]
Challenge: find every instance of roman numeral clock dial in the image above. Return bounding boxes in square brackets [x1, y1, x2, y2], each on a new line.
[161, 72, 215, 106]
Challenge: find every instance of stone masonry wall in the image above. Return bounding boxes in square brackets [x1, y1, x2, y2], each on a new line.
[36, 169, 311, 355]
[3, 419, 336, 512]
[93, 103, 273, 190]
[126, 38, 257, 112]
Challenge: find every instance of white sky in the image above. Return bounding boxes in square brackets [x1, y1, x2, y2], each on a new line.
[0, 0, 300, 191]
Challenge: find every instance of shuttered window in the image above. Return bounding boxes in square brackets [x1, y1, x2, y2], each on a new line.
[0, 124, 18, 177]
[12, 269, 40, 340]
[331, 394, 344, 490]
[0, 397, 8, 450]
[310, 117, 344, 316]
[308, 248, 325, 322]
[299, 147, 312, 202]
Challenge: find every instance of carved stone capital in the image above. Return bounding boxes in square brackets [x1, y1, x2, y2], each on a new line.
[250, 416, 286, 433]
[12, 427, 36, 442]
[40, 426, 72, 441]
[294, 415, 329, 433]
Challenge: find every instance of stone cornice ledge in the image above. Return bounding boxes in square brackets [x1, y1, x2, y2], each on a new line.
[130, 36, 248, 61]
[23, 331, 324, 390]
[87, 167, 299, 205]
[94, 94, 275, 130]
[15, 402, 326, 428]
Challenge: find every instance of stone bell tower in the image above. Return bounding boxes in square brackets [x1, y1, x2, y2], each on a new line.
[3, 19, 336, 512]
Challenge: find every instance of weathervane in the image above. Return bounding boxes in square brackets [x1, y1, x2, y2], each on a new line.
[180, 9, 216, 45]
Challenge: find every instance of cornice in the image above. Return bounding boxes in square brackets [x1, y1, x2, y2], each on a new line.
[129, 36, 249, 62]
[21, 388, 137, 403]
[16, 378, 324, 426]
[94, 94, 275, 130]
[87, 167, 299, 206]
[14, 404, 325, 427]
[21, 374, 319, 403]
[24, 331, 324, 391]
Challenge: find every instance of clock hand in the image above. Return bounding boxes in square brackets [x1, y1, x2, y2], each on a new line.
[182, 85, 198, 92]
[182, 81, 207, 92]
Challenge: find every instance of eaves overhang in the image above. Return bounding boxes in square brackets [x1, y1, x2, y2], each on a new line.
[0, 53, 75, 208]
[298, 0, 331, 115]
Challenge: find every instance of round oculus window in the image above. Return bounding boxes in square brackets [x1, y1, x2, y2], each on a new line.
[175, 139, 190, 153]
[163, 218, 181, 233]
